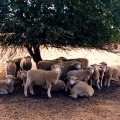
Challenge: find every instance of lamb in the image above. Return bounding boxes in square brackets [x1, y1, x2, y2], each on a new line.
[0, 75, 14, 94]
[90, 64, 100, 89]
[24, 64, 62, 98]
[20, 56, 32, 71]
[67, 76, 94, 98]
[99, 65, 108, 87]
[13, 57, 22, 77]
[5, 60, 17, 77]
[59, 60, 82, 80]
[67, 66, 94, 83]
[103, 65, 120, 87]
[20, 70, 27, 86]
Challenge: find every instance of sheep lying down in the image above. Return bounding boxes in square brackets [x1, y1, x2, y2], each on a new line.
[24, 64, 62, 98]
[68, 76, 94, 98]
[0, 75, 14, 94]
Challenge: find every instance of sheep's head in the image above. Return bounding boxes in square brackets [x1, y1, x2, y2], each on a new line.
[73, 61, 82, 70]
[85, 66, 94, 74]
[51, 64, 63, 73]
[6, 60, 15, 65]
[24, 56, 31, 63]
[99, 65, 108, 72]
[5, 75, 14, 84]
[20, 70, 27, 79]
[91, 64, 99, 70]
[67, 76, 79, 85]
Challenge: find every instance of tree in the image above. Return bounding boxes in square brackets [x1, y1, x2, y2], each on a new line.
[0, 0, 120, 64]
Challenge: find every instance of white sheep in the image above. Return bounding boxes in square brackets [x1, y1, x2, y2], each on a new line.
[104, 65, 120, 87]
[90, 64, 100, 89]
[24, 64, 62, 98]
[68, 76, 94, 98]
[0, 75, 14, 94]
[20, 70, 27, 86]
[20, 56, 32, 71]
[5, 60, 17, 77]
[66, 66, 94, 91]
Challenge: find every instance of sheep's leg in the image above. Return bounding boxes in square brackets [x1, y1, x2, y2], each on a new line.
[24, 82, 30, 97]
[46, 81, 52, 98]
[0, 89, 8, 94]
[29, 85, 34, 95]
[104, 78, 107, 86]
[69, 94, 78, 98]
[97, 79, 100, 89]
[65, 82, 69, 92]
[100, 78, 103, 88]
[8, 87, 14, 93]
[107, 79, 111, 87]
[90, 79, 92, 87]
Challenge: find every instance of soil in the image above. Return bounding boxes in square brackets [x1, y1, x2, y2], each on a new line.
[0, 48, 120, 120]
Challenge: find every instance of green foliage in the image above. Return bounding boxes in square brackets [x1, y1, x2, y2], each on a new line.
[0, 0, 120, 49]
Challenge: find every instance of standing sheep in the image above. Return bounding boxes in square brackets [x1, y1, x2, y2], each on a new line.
[5, 60, 17, 77]
[67, 76, 94, 98]
[20, 70, 27, 86]
[0, 75, 14, 94]
[24, 64, 62, 98]
[20, 56, 32, 71]
[13, 57, 22, 77]
[90, 64, 100, 89]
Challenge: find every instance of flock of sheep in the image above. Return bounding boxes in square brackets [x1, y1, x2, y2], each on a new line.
[0, 56, 119, 99]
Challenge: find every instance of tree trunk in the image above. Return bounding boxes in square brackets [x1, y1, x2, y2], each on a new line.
[26, 45, 42, 65]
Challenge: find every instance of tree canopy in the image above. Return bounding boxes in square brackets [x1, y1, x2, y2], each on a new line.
[0, 0, 120, 63]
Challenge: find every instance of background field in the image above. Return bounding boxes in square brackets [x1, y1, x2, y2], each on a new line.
[0, 48, 120, 120]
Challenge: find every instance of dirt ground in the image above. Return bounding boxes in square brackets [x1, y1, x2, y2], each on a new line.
[0, 48, 120, 120]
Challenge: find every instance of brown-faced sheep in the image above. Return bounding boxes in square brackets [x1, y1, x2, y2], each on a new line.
[20, 56, 32, 71]
[0, 75, 14, 94]
[13, 58, 22, 77]
[67, 76, 94, 98]
[5, 60, 17, 77]
[24, 64, 62, 98]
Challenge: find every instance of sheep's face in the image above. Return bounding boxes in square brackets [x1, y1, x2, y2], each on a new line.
[20, 71, 27, 79]
[6, 60, 14, 65]
[5, 75, 14, 84]
[68, 76, 79, 85]
[25, 56, 31, 63]
[51, 64, 62, 73]
[91, 64, 99, 71]
[74, 62, 82, 70]
[99, 66, 107, 72]
[85, 66, 94, 74]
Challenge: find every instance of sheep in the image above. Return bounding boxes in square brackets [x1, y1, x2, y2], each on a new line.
[90, 64, 100, 89]
[99, 65, 108, 87]
[67, 66, 94, 83]
[5, 60, 17, 77]
[20, 70, 27, 86]
[0, 75, 14, 94]
[56, 57, 89, 69]
[24, 64, 62, 98]
[103, 65, 120, 87]
[20, 56, 32, 71]
[37, 60, 60, 70]
[59, 60, 82, 80]
[13, 58, 22, 77]
[67, 76, 94, 98]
